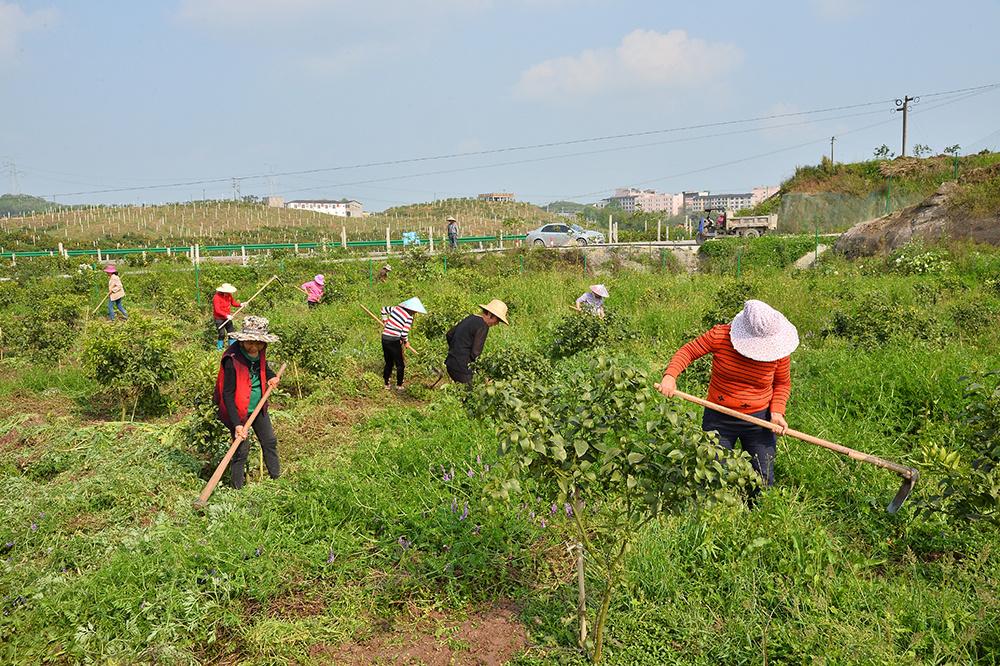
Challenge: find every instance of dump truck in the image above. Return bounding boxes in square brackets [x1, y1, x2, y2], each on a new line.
[694, 209, 777, 240]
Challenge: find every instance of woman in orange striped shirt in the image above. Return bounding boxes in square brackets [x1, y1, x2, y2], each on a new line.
[658, 300, 799, 495]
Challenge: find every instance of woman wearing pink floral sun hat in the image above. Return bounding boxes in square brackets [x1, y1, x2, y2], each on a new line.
[658, 300, 799, 498]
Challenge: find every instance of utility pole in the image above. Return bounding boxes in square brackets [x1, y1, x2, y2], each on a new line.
[232, 177, 241, 201]
[830, 136, 835, 164]
[895, 96, 917, 157]
[2, 159, 20, 195]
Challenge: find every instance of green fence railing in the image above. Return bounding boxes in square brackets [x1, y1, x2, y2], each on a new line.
[1, 234, 529, 261]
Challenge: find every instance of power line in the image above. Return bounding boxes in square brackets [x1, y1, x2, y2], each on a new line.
[39, 81, 1000, 199]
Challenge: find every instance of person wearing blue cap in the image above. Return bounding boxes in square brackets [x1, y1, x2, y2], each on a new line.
[380, 296, 426, 391]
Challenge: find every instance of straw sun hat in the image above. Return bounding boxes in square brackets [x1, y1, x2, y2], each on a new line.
[589, 284, 609, 298]
[729, 300, 799, 362]
[216, 283, 237, 294]
[231, 315, 280, 343]
[479, 299, 510, 325]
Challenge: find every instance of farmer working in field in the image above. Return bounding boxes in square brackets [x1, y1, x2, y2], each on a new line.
[445, 299, 509, 384]
[214, 316, 281, 489]
[446, 216, 459, 249]
[300, 274, 325, 308]
[377, 264, 391, 283]
[575, 284, 609, 318]
[105, 265, 128, 321]
[212, 283, 241, 350]
[657, 300, 799, 499]
[380, 297, 426, 391]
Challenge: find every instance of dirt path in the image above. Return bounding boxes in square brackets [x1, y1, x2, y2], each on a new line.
[793, 244, 829, 269]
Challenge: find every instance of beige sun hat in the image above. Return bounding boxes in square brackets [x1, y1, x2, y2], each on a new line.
[383, 264, 392, 271]
[729, 300, 798, 362]
[230, 315, 280, 343]
[479, 299, 510, 325]
[446, 216, 457, 222]
[590, 284, 609, 298]
[216, 283, 237, 294]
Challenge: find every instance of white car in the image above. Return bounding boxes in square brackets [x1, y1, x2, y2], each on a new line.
[524, 223, 605, 247]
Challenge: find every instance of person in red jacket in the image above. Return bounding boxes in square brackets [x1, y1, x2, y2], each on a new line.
[658, 300, 799, 499]
[213, 283, 241, 350]
[214, 316, 281, 489]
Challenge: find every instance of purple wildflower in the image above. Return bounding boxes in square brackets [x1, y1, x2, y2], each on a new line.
[529, 511, 536, 520]
[476, 455, 482, 465]
[30, 523, 37, 532]
[398, 536, 412, 549]
[540, 519, 548, 529]
[466, 468, 475, 478]
[472, 524, 481, 535]
[550, 503, 558, 515]
[564, 503, 574, 517]
[327, 550, 337, 563]
[451, 498, 458, 513]
[459, 502, 469, 521]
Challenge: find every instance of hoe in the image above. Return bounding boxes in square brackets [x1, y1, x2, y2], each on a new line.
[666, 389, 918, 513]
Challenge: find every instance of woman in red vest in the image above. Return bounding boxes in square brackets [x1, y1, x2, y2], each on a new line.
[214, 316, 281, 488]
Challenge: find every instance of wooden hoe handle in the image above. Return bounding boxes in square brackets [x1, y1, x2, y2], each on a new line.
[668, 389, 916, 480]
[194, 363, 287, 508]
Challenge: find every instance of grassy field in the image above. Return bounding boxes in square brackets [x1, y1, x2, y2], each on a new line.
[1, 239, 999, 663]
[0, 198, 561, 252]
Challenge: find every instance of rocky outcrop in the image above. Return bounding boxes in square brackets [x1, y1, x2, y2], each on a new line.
[835, 179, 1000, 258]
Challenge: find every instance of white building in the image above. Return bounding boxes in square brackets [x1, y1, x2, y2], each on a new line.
[286, 199, 363, 217]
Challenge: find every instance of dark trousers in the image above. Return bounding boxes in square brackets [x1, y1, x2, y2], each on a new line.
[382, 336, 405, 385]
[215, 317, 235, 341]
[703, 407, 776, 496]
[228, 411, 280, 489]
[447, 365, 472, 385]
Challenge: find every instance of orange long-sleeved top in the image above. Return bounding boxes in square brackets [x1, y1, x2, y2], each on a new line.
[664, 324, 791, 415]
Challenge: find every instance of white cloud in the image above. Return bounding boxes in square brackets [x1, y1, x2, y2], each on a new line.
[516, 29, 742, 100]
[811, 0, 869, 20]
[0, 2, 57, 61]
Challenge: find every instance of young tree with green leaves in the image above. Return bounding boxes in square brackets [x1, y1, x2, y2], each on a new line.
[474, 356, 758, 663]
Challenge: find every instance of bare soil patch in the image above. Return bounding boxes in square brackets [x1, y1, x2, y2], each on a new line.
[311, 602, 528, 665]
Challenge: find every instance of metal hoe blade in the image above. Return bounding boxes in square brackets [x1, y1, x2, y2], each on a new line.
[886, 470, 919, 514]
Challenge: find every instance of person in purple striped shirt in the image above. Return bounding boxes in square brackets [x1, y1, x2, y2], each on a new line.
[380, 296, 427, 391]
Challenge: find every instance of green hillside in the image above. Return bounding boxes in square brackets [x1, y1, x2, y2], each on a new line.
[747, 151, 1000, 233]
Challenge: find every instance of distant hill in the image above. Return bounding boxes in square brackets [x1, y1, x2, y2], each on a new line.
[544, 200, 588, 214]
[378, 197, 559, 232]
[0, 194, 62, 217]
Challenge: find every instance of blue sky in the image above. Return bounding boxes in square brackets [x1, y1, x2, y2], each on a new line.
[1, 0, 999, 210]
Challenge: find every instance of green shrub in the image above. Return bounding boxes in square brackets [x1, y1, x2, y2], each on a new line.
[918, 371, 1000, 524]
[823, 291, 944, 348]
[81, 316, 179, 419]
[473, 344, 552, 382]
[549, 310, 638, 360]
[887, 242, 952, 275]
